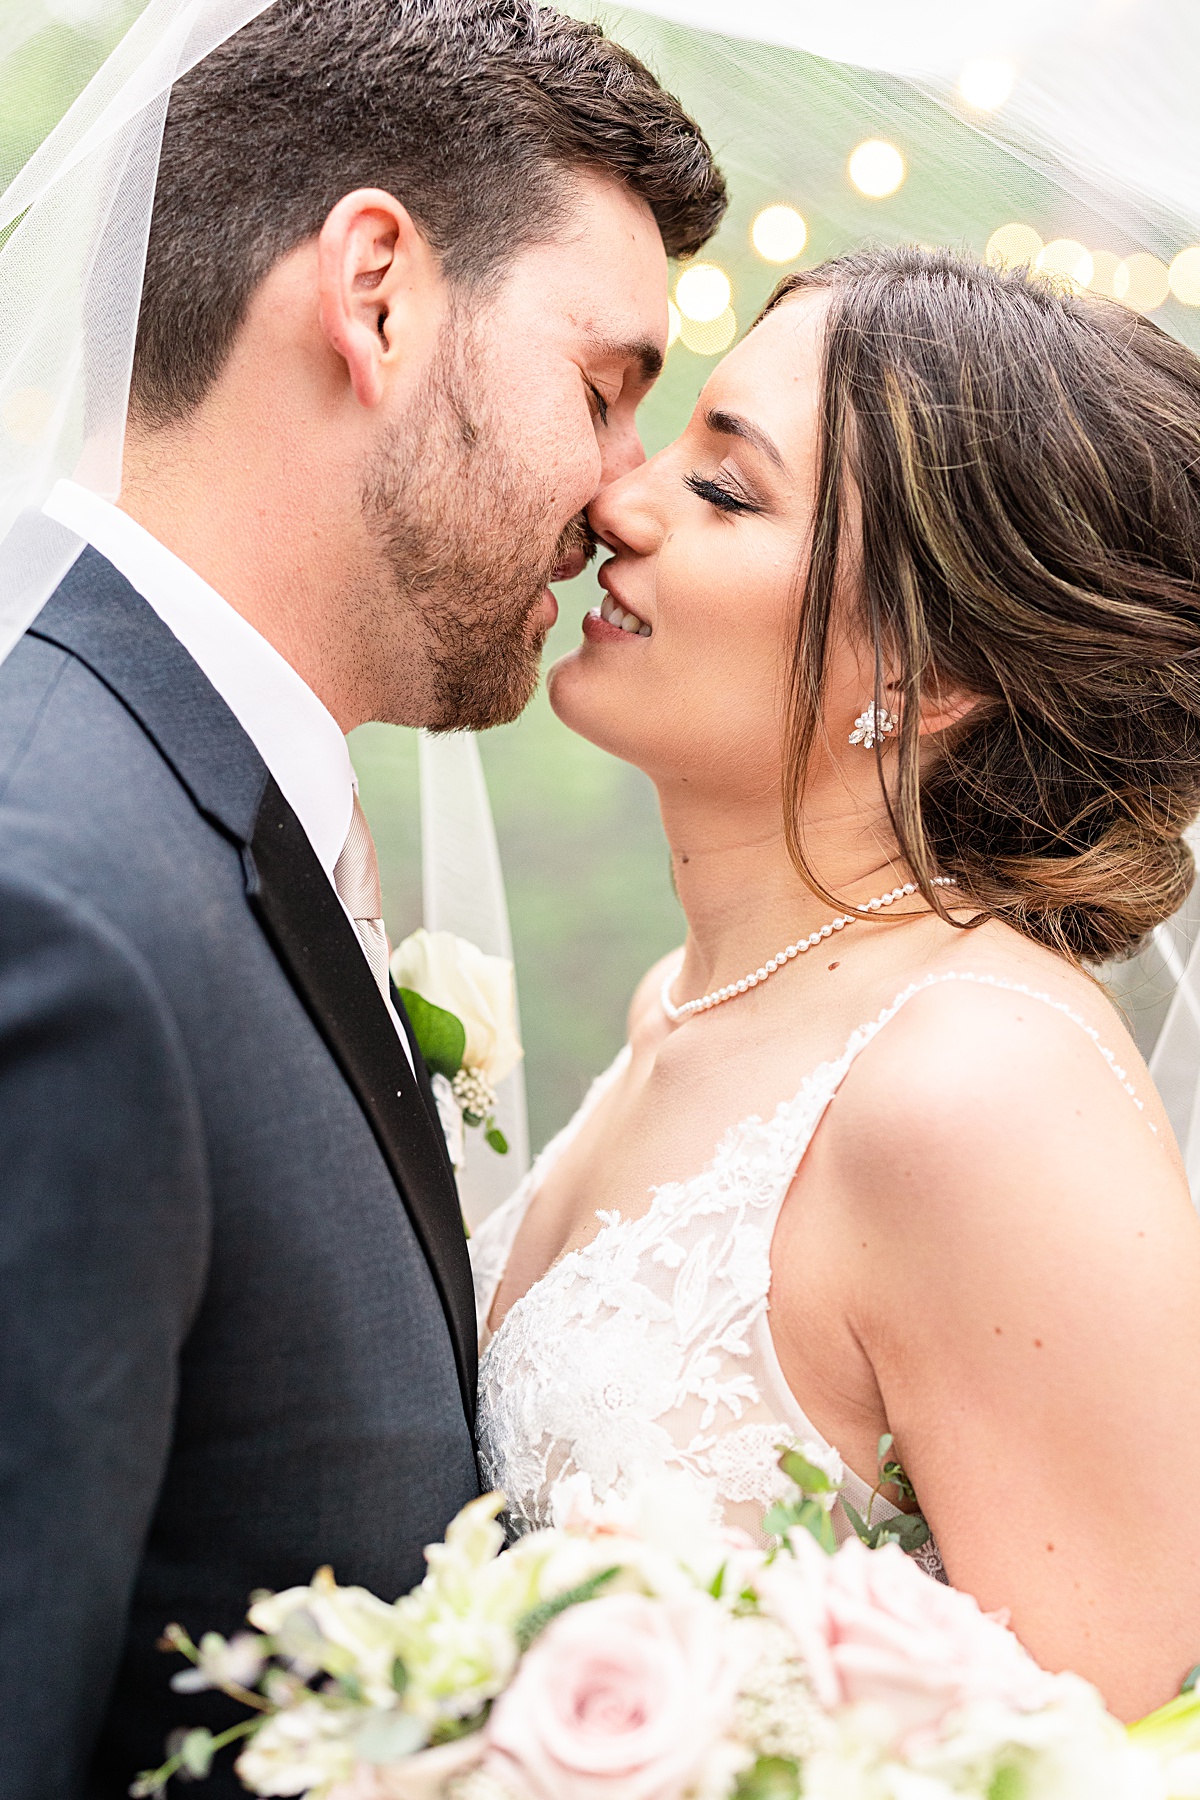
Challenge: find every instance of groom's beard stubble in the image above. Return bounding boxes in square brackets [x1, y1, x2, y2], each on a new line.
[361, 331, 596, 733]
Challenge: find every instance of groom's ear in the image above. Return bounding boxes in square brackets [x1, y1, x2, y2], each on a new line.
[317, 188, 444, 409]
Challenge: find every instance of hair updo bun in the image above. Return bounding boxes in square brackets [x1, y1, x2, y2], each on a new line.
[764, 246, 1200, 964]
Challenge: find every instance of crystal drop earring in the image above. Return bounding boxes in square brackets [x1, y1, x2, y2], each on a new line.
[849, 702, 898, 750]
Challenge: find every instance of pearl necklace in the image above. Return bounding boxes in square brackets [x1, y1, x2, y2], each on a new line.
[660, 878, 958, 1023]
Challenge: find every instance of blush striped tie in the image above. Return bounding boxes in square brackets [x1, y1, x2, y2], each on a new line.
[334, 792, 391, 1002]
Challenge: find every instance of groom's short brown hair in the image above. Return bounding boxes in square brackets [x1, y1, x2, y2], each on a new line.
[131, 0, 726, 424]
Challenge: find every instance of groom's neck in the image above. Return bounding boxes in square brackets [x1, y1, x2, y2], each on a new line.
[120, 410, 376, 733]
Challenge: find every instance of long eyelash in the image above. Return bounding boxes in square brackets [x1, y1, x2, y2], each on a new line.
[588, 384, 610, 427]
[685, 471, 758, 514]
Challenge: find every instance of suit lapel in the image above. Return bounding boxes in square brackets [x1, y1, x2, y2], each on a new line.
[247, 780, 477, 1417]
[31, 549, 478, 1425]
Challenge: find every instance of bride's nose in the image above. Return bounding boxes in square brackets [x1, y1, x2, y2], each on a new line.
[587, 457, 665, 559]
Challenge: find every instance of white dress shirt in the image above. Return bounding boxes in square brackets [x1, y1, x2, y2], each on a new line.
[42, 478, 414, 1072]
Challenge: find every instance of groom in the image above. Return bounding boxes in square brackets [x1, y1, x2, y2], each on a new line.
[0, 1, 723, 1791]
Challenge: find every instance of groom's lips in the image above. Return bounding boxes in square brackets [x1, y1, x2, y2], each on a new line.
[550, 547, 590, 584]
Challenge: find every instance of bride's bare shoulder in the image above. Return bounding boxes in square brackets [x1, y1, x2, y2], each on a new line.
[826, 926, 1186, 1226]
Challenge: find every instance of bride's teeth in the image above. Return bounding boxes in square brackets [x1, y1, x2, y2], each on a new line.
[597, 591, 650, 636]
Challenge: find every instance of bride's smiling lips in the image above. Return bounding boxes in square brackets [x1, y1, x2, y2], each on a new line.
[582, 559, 653, 643]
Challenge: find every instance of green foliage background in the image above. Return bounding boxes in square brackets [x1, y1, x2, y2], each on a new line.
[10, 0, 1195, 1145]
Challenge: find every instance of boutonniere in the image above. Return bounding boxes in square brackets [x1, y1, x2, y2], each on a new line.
[390, 929, 523, 1172]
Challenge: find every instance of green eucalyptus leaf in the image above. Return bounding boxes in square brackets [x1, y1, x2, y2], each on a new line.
[391, 1656, 409, 1696]
[180, 1729, 215, 1778]
[1184, 1666, 1200, 1696]
[354, 1710, 427, 1762]
[847, 1502, 930, 1553]
[733, 1755, 802, 1800]
[485, 1126, 509, 1155]
[881, 1461, 919, 1504]
[843, 1500, 872, 1544]
[398, 989, 466, 1080]
[889, 1512, 931, 1552]
[765, 1496, 837, 1554]
[809, 1503, 838, 1554]
[762, 1502, 799, 1540]
[515, 1566, 622, 1652]
[878, 1432, 895, 1460]
[777, 1447, 835, 1494]
[429, 1707, 490, 1747]
[988, 1763, 1025, 1800]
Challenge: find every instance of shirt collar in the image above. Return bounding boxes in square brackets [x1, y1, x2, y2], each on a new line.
[43, 479, 355, 878]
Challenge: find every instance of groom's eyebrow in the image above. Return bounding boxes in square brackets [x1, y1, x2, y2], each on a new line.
[589, 332, 664, 383]
[705, 407, 785, 469]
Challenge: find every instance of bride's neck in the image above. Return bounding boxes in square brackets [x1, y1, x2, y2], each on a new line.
[660, 783, 905, 996]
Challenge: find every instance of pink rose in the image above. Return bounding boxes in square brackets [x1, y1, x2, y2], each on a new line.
[483, 1592, 744, 1800]
[759, 1533, 1055, 1752]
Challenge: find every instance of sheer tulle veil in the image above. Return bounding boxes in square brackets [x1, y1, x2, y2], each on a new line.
[3, 0, 1200, 1199]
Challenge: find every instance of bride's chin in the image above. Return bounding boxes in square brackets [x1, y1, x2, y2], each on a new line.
[546, 648, 643, 761]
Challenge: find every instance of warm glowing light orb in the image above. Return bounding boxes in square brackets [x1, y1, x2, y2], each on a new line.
[1087, 251, 1123, 298]
[1169, 247, 1200, 306]
[985, 223, 1043, 269]
[1115, 253, 1170, 313]
[847, 140, 905, 199]
[667, 300, 682, 348]
[957, 57, 1016, 112]
[1036, 238, 1094, 291]
[679, 308, 738, 357]
[675, 263, 733, 323]
[751, 204, 808, 264]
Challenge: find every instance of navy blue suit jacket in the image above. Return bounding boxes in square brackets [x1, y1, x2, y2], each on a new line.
[0, 550, 480, 1797]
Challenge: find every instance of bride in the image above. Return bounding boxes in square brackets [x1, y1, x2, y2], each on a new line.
[470, 246, 1200, 1721]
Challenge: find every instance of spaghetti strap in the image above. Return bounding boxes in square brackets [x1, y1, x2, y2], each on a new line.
[857, 969, 1153, 1128]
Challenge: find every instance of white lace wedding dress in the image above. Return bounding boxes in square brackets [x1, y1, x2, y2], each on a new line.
[470, 970, 1149, 1568]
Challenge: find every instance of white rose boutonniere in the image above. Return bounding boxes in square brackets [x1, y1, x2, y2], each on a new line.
[389, 929, 523, 1168]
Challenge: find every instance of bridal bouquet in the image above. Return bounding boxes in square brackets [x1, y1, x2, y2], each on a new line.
[390, 930, 523, 1169]
[136, 1452, 1200, 1800]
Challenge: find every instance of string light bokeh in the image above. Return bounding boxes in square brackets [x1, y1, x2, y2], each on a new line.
[14, 2, 1200, 1145]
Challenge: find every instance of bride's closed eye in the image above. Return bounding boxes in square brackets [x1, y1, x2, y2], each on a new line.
[684, 470, 762, 515]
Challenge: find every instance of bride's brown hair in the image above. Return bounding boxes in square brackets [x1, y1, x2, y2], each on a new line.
[763, 246, 1200, 963]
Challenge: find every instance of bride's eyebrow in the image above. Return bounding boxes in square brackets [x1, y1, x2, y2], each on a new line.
[704, 406, 785, 470]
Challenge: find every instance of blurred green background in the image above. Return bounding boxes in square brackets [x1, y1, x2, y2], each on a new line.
[9, 0, 1198, 1146]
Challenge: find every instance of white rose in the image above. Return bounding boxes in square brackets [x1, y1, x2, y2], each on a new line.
[390, 930, 523, 1086]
